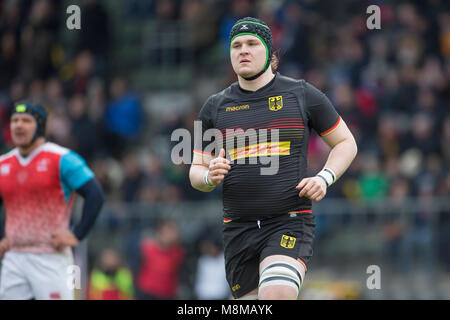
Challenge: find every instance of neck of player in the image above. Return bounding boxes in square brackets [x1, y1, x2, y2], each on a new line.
[238, 66, 275, 92]
[18, 138, 45, 157]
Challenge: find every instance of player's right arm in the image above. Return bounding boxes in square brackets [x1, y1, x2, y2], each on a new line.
[190, 95, 231, 192]
[189, 148, 230, 192]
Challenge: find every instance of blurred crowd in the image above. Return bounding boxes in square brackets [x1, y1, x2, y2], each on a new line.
[0, 0, 449, 298]
[1, 0, 448, 204]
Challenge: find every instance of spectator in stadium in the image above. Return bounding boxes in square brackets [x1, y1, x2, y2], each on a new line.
[154, 0, 178, 21]
[189, 17, 357, 300]
[382, 176, 410, 273]
[46, 104, 73, 148]
[66, 50, 95, 96]
[219, 0, 254, 48]
[0, 103, 104, 300]
[77, 0, 110, 75]
[437, 172, 450, 272]
[194, 231, 230, 300]
[67, 93, 98, 161]
[18, 0, 59, 82]
[120, 152, 146, 203]
[44, 77, 67, 110]
[357, 156, 389, 204]
[136, 218, 185, 299]
[88, 248, 134, 300]
[440, 116, 450, 164]
[0, 32, 18, 92]
[399, 178, 437, 277]
[180, 0, 218, 65]
[104, 76, 143, 159]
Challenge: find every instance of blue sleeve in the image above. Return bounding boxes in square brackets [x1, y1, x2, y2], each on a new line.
[60, 151, 95, 200]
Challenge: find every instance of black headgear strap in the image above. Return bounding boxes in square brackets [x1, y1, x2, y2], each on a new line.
[229, 17, 274, 81]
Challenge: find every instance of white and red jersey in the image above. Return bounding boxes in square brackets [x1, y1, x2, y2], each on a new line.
[0, 142, 94, 253]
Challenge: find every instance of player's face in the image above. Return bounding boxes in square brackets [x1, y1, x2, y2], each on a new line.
[10, 113, 37, 147]
[230, 35, 267, 78]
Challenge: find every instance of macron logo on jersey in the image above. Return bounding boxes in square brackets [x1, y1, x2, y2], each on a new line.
[1, 164, 10, 176]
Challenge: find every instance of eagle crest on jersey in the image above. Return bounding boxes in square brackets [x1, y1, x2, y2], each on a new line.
[268, 95, 283, 111]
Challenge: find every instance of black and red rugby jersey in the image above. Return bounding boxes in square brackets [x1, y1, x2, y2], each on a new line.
[194, 73, 341, 220]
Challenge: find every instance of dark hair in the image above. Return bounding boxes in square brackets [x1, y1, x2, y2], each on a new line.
[271, 50, 280, 73]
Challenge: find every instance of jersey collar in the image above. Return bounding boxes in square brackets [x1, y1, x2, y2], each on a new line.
[235, 72, 279, 97]
[14, 142, 48, 166]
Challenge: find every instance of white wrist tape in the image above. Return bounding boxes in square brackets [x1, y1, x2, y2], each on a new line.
[316, 168, 336, 187]
[204, 170, 215, 187]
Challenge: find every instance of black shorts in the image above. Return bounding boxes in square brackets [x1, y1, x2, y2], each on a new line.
[222, 213, 315, 299]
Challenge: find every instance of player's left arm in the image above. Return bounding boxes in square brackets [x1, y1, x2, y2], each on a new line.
[297, 82, 358, 202]
[319, 118, 358, 182]
[51, 152, 105, 251]
[72, 178, 105, 241]
[297, 118, 357, 201]
[51, 178, 105, 251]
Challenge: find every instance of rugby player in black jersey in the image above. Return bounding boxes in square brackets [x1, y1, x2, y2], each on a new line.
[189, 17, 357, 300]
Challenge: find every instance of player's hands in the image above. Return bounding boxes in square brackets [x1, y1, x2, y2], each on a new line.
[208, 148, 231, 186]
[296, 176, 327, 202]
[51, 231, 79, 252]
[0, 238, 10, 259]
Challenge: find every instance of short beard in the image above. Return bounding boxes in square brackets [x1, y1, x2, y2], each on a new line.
[13, 136, 39, 151]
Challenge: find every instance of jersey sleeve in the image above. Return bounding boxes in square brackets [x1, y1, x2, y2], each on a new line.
[304, 82, 341, 136]
[194, 95, 216, 156]
[60, 151, 95, 192]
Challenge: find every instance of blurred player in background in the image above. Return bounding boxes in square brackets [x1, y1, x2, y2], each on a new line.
[189, 17, 357, 300]
[0, 103, 105, 300]
[136, 218, 185, 300]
